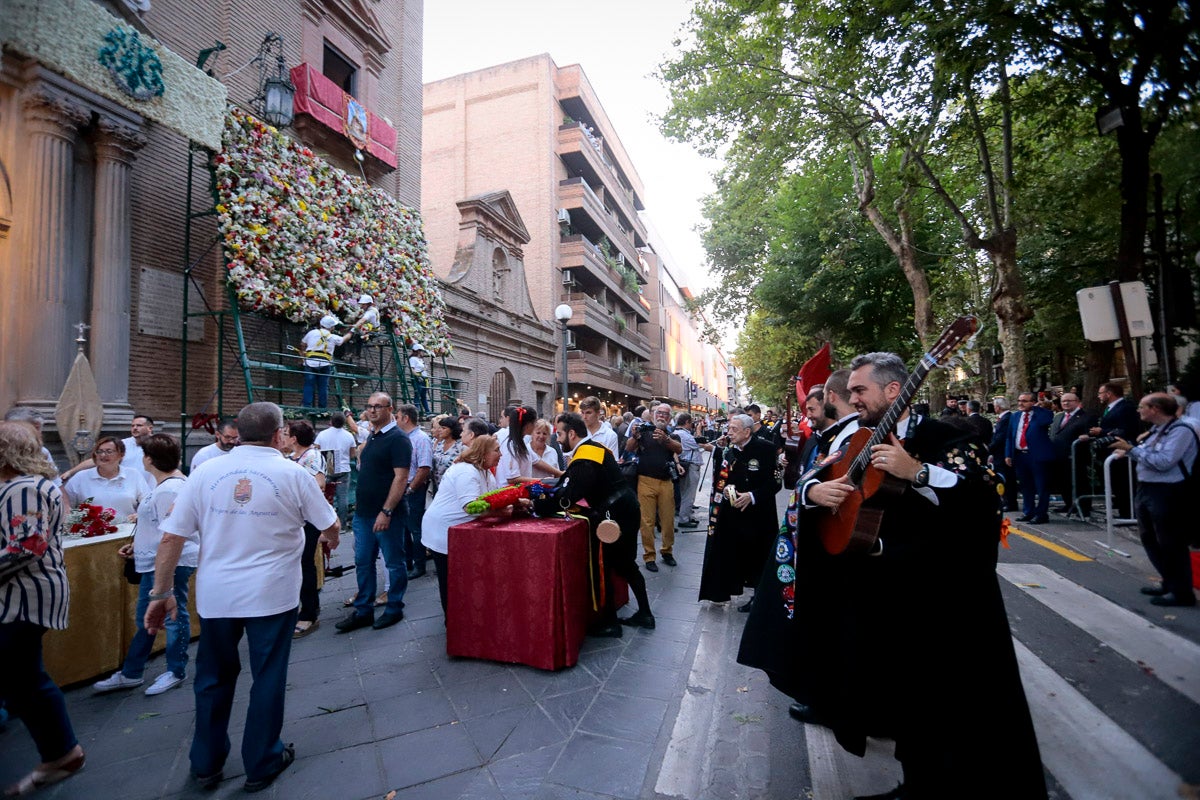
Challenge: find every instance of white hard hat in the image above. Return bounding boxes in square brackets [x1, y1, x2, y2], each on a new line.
[358, 294, 374, 305]
[412, 343, 426, 352]
[320, 314, 340, 330]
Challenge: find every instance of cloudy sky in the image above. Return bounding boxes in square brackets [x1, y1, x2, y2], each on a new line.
[423, 0, 720, 291]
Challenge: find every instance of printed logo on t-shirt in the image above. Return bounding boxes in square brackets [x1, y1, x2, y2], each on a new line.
[234, 477, 253, 506]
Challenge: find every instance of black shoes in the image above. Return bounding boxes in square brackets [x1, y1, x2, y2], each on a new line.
[243, 744, 294, 793]
[1016, 515, 1033, 522]
[587, 622, 623, 638]
[1150, 593, 1196, 607]
[644, 561, 659, 573]
[738, 598, 754, 613]
[373, 611, 404, 629]
[193, 768, 223, 790]
[661, 553, 677, 567]
[407, 565, 427, 580]
[678, 520, 700, 529]
[787, 703, 822, 724]
[619, 609, 656, 629]
[1140, 585, 1169, 596]
[1030, 515, 1050, 524]
[334, 613, 374, 633]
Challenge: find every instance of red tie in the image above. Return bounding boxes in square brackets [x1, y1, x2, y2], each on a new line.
[1018, 412, 1031, 449]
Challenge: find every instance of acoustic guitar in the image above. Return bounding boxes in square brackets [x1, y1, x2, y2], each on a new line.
[815, 316, 980, 555]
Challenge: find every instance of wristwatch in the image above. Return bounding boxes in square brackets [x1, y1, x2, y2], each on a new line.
[380, 508, 393, 517]
[148, 591, 173, 601]
[912, 464, 931, 488]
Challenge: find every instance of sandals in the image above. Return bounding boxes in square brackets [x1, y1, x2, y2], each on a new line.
[293, 620, 319, 639]
[5, 746, 86, 796]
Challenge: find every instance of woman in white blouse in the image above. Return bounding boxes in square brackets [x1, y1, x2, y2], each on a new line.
[497, 406, 538, 485]
[527, 419, 563, 480]
[422, 435, 501, 618]
[63, 436, 147, 520]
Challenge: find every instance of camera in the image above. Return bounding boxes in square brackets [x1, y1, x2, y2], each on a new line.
[1090, 435, 1120, 448]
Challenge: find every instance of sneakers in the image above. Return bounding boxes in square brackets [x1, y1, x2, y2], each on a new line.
[145, 672, 184, 696]
[92, 672, 144, 693]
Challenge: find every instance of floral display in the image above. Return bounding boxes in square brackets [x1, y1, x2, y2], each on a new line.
[215, 108, 452, 354]
[64, 501, 118, 538]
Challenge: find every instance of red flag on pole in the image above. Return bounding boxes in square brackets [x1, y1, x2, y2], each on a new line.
[795, 342, 833, 405]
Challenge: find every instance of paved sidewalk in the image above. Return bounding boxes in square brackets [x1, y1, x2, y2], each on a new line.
[0, 511, 719, 800]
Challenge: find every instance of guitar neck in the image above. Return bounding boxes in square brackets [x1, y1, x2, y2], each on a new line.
[848, 356, 934, 483]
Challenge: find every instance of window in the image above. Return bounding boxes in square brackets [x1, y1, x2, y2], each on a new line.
[323, 42, 358, 96]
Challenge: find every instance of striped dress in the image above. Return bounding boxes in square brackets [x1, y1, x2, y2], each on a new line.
[0, 475, 69, 629]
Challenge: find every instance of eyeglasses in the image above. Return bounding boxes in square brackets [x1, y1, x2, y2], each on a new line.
[365, 403, 389, 411]
[95, 449, 119, 456]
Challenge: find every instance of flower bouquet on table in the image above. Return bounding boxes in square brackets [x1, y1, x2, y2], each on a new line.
[464, 482, 556, 515]
[1, 512, 52, 583]
[63, 500, 118, 538]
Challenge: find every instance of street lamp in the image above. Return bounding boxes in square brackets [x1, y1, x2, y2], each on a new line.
[254, 33, 295, 128]
[554, 303, 573, 413]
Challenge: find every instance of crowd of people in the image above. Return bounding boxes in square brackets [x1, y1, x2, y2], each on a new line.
[2, 366, 1196, 797]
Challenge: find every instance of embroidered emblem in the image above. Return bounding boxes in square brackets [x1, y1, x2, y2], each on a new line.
[776, 564, 796, 583]
[747, 458, 760, 471]
[233, 478, 253, 506]
[775, 535, 794, 563]
[97, 26, 165, 101]
[818, 449, 843, 468]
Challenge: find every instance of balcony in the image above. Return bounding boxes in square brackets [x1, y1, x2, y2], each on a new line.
[557, 123, 644, 234]
[563, 292, 651, 361]
[559, 235, 649, 321]
[558, 178, 642, 272]
[566, 349, 652, 395]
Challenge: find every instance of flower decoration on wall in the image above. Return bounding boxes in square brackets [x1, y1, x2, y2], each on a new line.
[215, 108, 452, 354]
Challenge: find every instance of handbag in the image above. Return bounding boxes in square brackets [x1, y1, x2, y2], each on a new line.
[120, 529, 141, 585]
[619, 457, 639, 482]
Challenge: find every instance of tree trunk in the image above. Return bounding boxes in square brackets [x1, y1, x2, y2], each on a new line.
[989, 228, 1033, 394]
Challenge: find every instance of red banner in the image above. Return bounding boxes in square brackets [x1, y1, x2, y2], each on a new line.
[795, 342, 832, 404]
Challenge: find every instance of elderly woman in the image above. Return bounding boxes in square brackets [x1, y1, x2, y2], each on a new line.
[421, 435, 502, 617]
[528, 419, 563, 479]
[0, 421, 86, 795]
[459, 417, 491, 449]
[93, 434, 198, 697]
[430, 415, 464, 495]
[281, 420, 327, 638]
[63, 435, 147, 521]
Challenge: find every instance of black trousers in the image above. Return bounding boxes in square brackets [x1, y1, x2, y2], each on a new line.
[1135, 481, 1193, 597]
[298, 523, 321, 622]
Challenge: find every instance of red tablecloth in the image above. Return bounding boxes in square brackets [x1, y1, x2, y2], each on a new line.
[447, 515, 596, 671]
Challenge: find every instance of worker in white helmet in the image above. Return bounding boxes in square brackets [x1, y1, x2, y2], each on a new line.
[301, 314, 346, 408]
[347, 294, 379, 358]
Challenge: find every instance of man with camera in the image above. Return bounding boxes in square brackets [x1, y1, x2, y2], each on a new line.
[1109, 393, 1198, 607]
[624, 403, 682, 572]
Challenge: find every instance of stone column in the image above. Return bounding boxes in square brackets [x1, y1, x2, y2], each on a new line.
[16, 88, 89, 407]
[91, 117, 146, 415]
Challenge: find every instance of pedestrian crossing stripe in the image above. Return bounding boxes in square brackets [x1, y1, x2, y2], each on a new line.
[1009, 527, 1094, 561]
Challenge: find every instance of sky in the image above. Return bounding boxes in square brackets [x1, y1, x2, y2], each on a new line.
[422, 0, 720, 291]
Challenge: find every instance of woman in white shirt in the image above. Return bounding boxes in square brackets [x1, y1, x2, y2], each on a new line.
[281, 420, 327, 637]
[422, 435, 501, 618]
[63, 436, 146, 520]
[527, 419, 563, 480]
[94, 434, 198, 697]
[430, 415, 465, 495]
[497, 406, 538, 485]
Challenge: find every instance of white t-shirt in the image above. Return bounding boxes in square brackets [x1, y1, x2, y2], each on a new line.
[190, 442, 232, 471]
[358, 305, 379, 332]
[582, 421, 621, 460]
[162, 445, 337, 618]
[133, 476, 199, 572]
[121, 436, 155, 486]
[421, 461, 497, 555]
[302, 328, 345, 368]
[64, 466, 148, 520]
[497, 437, 533, 483]
[409, 354, 429, 378]
[525, 436, 561, 476]
[315, 426, 356, 474]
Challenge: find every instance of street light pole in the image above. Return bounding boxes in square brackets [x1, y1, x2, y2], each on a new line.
[554, 303, 573, 413]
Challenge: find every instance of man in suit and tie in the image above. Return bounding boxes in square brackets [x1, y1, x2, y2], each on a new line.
[1006, 392, 1055, 523]
[1079, 382, 1141, 518]
[1050, 392, 1095, 513]
[990, 397, 1019, 511]
[965, 400, 993, 442]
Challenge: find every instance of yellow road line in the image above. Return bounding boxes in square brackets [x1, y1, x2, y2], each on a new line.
[1010, 528, 1094, 562]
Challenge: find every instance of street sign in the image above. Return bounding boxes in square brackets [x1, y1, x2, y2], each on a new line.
[1076, 281, 1154, 342]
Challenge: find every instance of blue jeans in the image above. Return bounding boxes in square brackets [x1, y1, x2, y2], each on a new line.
[411, 376, 431, 415]
[190, 609, 296, 783]
[331, 473, 350, 523]
[352, 511, 407, 618]
[404, 488, 427, 570]
[0, 621, 78, 763]
[123, 566, 194, 679]
[302, 364, 332, 408]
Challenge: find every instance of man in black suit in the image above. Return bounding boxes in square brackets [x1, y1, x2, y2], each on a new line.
[965, 400, 993, 442]
[1050, 392, 1095, 513]
[990, 397, 1019, 511]
[1080, 382, 1141, 518]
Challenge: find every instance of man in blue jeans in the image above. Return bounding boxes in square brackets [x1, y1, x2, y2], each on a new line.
[396, 403, 433, 579]
[336, 391, 412, 632]
[146, 402, 339, 793]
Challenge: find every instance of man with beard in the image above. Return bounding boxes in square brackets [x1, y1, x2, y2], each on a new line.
[757, 352, 1045, 800]
[698, 414, 780, 612]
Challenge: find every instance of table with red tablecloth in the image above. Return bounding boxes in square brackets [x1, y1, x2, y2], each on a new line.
[446, 515, 626, 671]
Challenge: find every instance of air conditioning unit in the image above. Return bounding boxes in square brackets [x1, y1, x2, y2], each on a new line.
[561, 269, 575, 286]
[616, 252, 625, 265]
[565, 331, 577, 348]
[556, 208, 571, 224]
